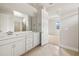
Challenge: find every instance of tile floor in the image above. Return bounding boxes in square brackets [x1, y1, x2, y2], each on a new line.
[23, 35, 79, 56]
[24, 43, 79, 56]
[24, 44, 59, 56]
[48, 35, 59, 45]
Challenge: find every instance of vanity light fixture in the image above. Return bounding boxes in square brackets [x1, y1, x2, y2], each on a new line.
[23, 18, 26, 24]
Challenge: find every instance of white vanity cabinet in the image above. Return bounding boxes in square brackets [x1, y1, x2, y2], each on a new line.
[0, 39, 25, 56]
[0, 32, 40, 56]
[0, 33, 26, 56]
[33, 32, 40, 47]
[25, 31, 40, 52]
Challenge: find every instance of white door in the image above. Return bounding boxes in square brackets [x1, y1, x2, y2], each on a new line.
[0, 43, 13, 56]
[41, 8, 49, 46]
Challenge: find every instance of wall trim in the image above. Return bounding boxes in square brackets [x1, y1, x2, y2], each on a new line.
[60, 44, 79, 52]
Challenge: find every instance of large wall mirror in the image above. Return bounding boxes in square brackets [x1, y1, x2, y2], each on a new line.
[0, 13, 31, 32]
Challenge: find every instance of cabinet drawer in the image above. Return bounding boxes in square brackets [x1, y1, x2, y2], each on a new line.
[26, 35, 33, 39]
[27, 41, 32, 45]
[0, 37, 25, 46]
[26, 31, 33, 35]
[26, 38, 33, 41]
[26, 32, 33, 38]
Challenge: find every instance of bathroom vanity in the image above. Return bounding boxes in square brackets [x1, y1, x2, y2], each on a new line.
[0, 13, 41, 56]
[0, 32, 40, 56]
[0, 7, 49, 56]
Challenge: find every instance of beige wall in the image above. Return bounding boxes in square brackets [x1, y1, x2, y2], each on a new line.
[48, 17, 60, 36]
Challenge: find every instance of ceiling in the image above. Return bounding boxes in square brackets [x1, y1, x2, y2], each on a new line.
[44, 3, 79, 17]
[29, 3, 79, 17]
[0, 3, 79, 17]
[0, 3, 37, 16]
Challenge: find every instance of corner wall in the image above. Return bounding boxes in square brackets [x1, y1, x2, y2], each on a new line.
[60, 9, 79, 52]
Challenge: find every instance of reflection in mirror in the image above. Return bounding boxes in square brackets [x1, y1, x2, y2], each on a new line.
[14, 17, 23, 32]
[22, 18, 27, 31]
[0, 14, 14, 32]
[0, 13, 30, 32]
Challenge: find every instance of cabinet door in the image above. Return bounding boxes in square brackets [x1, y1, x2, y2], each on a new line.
[36, 33, 40, 45]
[26, 38, 33, 51]
[33, 32, 40, 47]
[26, 32, 33, 52]
[33, 32, 37, 47]
[0, 43, 13, 56]
[14, 39, 25, 56]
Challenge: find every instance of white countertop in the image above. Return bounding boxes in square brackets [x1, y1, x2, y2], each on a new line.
[0, 32, 26, 41]
[0, 31, 39, 41]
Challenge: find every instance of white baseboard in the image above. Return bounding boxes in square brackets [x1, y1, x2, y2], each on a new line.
[60, 44, 79, 52]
